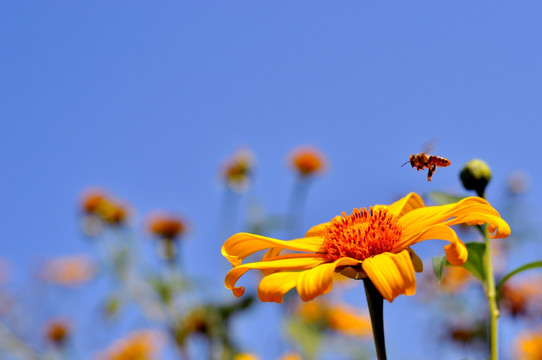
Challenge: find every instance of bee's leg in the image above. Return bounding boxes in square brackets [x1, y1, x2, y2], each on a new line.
[427, 165, 436, 182]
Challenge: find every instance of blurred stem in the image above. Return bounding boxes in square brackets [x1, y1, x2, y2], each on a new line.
[484, 224, 499, 360]
[363, 278, 387, 360]
[0, 320, 41, 360]
[287, 178, 310, 237]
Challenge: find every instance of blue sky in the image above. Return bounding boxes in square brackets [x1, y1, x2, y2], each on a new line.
[1, 1, 542, 359]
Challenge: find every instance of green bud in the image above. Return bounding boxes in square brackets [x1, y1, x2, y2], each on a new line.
[460, 159, 492, 198]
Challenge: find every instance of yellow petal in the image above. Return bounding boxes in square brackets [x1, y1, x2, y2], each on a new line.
[362, 250, 416, 302]
[222, 233, 323, 266]
[305, 222, 328, 237]
[225, 254, 327, 297]
[377, 192, 425, 217]
[394, 224, 468, 265]
[296, 257, 360, 301]
[442, 213, 511, 239]
[400, 196, 509, 240]
[257, 271, 300, 303]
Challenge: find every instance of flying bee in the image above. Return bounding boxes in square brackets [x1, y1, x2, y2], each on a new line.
[402, 152, 451, 182]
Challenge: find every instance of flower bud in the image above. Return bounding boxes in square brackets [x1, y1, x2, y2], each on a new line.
[460, 159, 491, 197]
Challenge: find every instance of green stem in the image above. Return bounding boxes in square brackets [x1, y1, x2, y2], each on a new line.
[484, 224, 499, 360]
[363, 278, 387, 360]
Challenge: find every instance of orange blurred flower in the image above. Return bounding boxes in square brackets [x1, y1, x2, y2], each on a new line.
[97, 330, 164, 360]
[41, 255, 96, 286]
[223, 193, 509, 303]
[80, 188, 129, 225]
[440, 266, 475, 293]
[278, 353, 303, 360]
[234, 354, 260, 360]
[222, 148, 254, 192]
[45, 319, 70, 347]
[289, 146, 326, 177]
[501, 275, 542, 317]
[148, 213, 187, 240]
[514, 329, 542, 360]
[296, 300, 371, 337]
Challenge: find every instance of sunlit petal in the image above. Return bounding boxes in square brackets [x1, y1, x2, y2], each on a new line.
[258, 271, 300, 303]
[296, 257, 360, 301]
[222, 233, 323, 266]
[394, 224, 468, 266]
[225, 254, 328, 297]
[362, 251, 416, 302]
[377, 192, 425, 217]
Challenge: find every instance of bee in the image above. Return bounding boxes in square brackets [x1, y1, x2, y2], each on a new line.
[402, 152, 451, 182]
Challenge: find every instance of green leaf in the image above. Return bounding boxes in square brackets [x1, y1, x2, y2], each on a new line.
[432, 255, 447, 282]
[426, 191, 466, 206]
[461, 242, 486, 282]
[496, 261, 542, 295]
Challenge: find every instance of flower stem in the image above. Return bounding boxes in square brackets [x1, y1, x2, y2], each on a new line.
[363, 278, 387, 360]
[484, 224, 499, 360]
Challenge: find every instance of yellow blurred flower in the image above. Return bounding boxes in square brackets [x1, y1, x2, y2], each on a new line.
[45, 319, 70, 347]
[41, 255, 96, 286]
[97, 330, 163, 360]
[289, 146, 326, 177]
[223, 193, 509, 302]
[234, 354, 260, 360]
[222, 148, 254, 192]
[515, 329, 542, 360]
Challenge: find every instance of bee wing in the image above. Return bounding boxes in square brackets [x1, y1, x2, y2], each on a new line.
[422, 137, 438, 154]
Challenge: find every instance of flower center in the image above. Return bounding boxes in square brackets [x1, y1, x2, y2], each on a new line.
[321, 207, 402, 262]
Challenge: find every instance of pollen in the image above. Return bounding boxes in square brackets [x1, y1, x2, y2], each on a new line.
[321, 207, 402, 262]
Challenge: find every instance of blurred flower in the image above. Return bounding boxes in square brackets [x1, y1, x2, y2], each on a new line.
[296, 300, 371, 337]
[442, 320, 486, 347]
[234, 354, 260, 360]
[147, 212, 188, 261]
[80, 189, 129, 226]
[45, 319, 70, 347]
[278, 353, 303, 360]
[514, 329, 542, 360]
[221, 148, 255, 193]
[148, 213, 187, 240]
[41, 255, 96, 286]
[507, 170, 530, 195]
[500, 275, 542, 318]
[97, 330, 163, 360]
[223, 193, 510, 302]
[289, 146, 326, 177]
[81, 189, 108, 214]
[440, 266, 475, 293]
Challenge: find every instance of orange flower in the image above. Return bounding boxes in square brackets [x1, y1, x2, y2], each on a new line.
[440, 266, 475, 293]
[278, 353, 303, 360]
[148, 213, 187, 240]
[289, 146, 326, 177]
[97, 330, 163, 360]
[45, 319, 70, 347]
[222, 193, 510, 302]
[234, 354, 260, 360]
[296, 300, 371, 337]
[80, 189, 129, 225]
[501, 275, 542, 317]
[514, 329, 542, 360]
[41, 255, 96, 286]
[222, 149, 254, 192]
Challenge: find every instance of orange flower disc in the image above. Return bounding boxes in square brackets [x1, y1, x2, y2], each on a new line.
[149, 217, 185, 240]
[321, 207, 402, 262]
[292, 148, 324, 176]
